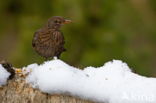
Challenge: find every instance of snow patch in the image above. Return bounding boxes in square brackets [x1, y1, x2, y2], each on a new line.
[0, 64, 10, 86]
[24, 59, 156, 103]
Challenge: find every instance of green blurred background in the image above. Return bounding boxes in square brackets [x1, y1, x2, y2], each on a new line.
[0, 0, 156, 76]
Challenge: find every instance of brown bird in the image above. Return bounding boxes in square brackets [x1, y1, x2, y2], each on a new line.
[32, 16, 71, 59]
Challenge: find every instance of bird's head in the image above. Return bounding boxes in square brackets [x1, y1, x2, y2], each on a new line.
[47, 16, 71, 29]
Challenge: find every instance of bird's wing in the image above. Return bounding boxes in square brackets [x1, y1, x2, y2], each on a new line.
[32, 28, 52, 48]
[52, 31, 65, 46]
[52, 31, 66, 56]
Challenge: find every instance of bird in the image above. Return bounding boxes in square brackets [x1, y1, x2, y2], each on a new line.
[32, 16, 71, 59]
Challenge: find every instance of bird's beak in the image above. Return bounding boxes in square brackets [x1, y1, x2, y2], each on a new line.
[63, 19, 72, 24]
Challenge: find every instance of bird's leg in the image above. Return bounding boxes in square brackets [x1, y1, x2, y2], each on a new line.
[57, 56, 60, 59]
[56, 53, 61, 59]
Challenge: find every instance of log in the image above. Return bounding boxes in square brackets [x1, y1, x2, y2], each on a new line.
[0, 75, 95, 103]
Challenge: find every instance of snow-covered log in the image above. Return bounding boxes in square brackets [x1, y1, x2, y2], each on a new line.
[0, 58, 156, 103]
[0, 75, 94, 103]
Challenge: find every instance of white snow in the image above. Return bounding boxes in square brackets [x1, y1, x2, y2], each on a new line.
[0, 64, 10, 86]
[23, 59, 156, 103]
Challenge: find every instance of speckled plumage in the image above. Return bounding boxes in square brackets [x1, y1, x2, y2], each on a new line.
[32, 16, 71, 59]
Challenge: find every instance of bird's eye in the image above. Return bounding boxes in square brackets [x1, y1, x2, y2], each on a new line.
[54, 19, 62, 24]
[54, 20, 58, 23]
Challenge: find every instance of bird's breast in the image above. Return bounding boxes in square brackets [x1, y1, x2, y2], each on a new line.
[32, 28, 65, 58]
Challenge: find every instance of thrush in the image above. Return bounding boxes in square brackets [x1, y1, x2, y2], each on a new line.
[32, 16, 71, 59]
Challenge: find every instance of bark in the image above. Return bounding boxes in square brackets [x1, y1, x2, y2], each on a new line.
[0, 75, 95, 103]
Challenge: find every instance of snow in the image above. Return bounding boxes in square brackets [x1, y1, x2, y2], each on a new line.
[0, 64, 10, 86]
[23, 59, 156, 103]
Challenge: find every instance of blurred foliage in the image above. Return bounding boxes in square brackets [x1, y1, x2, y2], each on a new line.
[0, 0, 156, 76]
